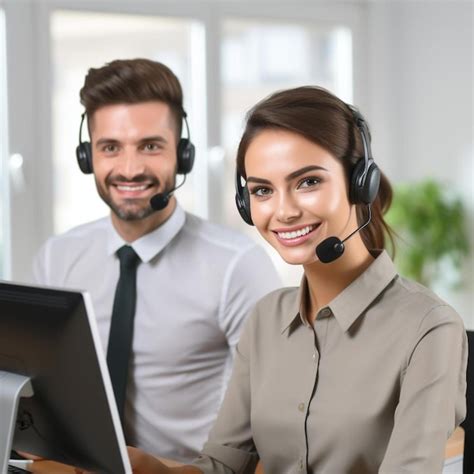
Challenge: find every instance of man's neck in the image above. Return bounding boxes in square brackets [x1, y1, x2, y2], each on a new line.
[111, 198, 177, 243]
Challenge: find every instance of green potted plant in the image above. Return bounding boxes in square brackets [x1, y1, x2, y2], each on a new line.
[385, 179, 470, 289]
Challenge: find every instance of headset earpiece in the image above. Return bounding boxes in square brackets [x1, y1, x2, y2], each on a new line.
[76, 141, 93, 174]
[176, 112, 195, 175]
[235, 172, 253, 226]
[177, 137, 195, 175]
[349, 109, 380, 205]
[76, 113, 93, 174]
[350, 158, 380, 205]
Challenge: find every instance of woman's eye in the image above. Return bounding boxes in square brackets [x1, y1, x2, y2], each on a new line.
[298, 177, 321, 189]
[250, 187, 272, 197]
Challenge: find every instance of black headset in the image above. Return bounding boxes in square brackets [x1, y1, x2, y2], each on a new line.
[235, 106, 381, 226]
[76, 109, 195, 175]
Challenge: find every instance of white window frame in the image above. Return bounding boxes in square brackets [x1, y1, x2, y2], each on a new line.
[0, 2, 10, 278]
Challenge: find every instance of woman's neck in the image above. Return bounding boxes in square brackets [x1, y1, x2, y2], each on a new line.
[303, 236, 375, 321]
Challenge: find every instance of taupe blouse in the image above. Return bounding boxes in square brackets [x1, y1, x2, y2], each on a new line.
[192, 251, 467, 473]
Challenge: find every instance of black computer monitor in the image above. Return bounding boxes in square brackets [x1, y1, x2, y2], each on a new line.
[0, 281, 132, 474]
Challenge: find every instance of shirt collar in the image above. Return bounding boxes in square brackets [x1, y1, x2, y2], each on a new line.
[106, 204, 186, 263]
[281, 250, 398, 334]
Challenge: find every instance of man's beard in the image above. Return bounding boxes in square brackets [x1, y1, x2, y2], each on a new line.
[107, 198, 156, 221]
[96, 173, 175, 221]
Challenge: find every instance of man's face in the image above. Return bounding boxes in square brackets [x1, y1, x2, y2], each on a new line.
[90, 101, 178, 221]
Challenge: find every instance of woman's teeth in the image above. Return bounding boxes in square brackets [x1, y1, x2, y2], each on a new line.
[277, 225, 315, 240]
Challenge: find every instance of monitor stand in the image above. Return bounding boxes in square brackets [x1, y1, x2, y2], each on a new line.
[0, 371, 33, 474]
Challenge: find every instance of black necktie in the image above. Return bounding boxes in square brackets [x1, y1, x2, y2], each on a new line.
[107, 245, 140, 423]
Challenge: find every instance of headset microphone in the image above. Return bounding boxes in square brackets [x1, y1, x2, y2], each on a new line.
[150, 193, 171, 211]
[315, 205, 372, 263]
[150, 175, 187, 211]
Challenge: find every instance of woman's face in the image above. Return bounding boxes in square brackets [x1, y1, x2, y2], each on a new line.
[245, 128, 358, 265]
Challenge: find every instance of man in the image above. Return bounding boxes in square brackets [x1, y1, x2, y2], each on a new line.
[33, 58, 280, 463]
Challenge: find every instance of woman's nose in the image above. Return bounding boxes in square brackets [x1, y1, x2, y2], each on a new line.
[276, 192, 302, 223]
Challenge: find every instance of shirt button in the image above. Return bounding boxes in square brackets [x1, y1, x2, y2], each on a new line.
[321, 307, 331, 317]
[298, 402, 305, 412]
[312, 353, 317, 360]
[299, 458, 304, 470]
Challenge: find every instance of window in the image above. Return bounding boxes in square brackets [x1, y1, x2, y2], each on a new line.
[50, 11, 206, 235]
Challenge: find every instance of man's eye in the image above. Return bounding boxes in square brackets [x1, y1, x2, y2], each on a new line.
[250, 187, 272, 197]
[103, 145, 118, 153]
[298, 177, 321, 189]
[143, 143, 161, 152]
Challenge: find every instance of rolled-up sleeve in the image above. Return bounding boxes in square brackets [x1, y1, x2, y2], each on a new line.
[191, 308, 259, 474]
[379, 304, 468, 473]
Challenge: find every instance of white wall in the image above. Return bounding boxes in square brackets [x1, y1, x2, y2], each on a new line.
[368, 0, 473, 327]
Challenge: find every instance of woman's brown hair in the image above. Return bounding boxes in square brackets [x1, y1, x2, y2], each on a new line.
[236, 86, 395, 253]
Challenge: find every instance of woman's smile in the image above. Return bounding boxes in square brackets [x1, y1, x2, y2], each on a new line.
[272, 222, 322, 247]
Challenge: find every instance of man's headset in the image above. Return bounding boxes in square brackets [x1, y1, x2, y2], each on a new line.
[75, 109, 195, 176]
[235, 106, 381, 263]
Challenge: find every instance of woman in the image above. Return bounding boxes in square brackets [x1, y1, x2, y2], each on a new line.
[128, 86, 467, 473]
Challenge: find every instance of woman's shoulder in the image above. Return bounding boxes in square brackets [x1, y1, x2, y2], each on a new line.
[392, 275, 464, 330]
[240, 286, 301, 348]
[243, 286, 302, 333]
[253, 286, 299, 312]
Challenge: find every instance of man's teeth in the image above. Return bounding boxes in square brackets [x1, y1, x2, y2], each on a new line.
[278, 225, 315, 240]
[116, 184, 148, 192]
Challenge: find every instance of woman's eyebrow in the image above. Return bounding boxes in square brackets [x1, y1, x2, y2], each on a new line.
[246, 165, 328, 185]
[285, 165, 328, 181]
[246, 176, 271, 185]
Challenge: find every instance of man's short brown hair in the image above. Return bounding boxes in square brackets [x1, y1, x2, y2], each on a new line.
[80, 58, 184, 137]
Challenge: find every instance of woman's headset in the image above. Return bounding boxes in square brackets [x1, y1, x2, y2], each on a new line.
[235, 106, 381, 226]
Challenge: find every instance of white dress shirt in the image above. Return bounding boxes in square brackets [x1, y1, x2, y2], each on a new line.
[32, 205, 281, 462]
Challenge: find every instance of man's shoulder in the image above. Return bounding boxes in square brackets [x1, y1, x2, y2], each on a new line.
[33, 217, 110, 284]
[181, 212, 257, 253]
[40, 217, 109, 252]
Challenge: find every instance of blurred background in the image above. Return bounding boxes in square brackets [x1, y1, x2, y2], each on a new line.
[0, 0, 472, 327]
